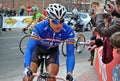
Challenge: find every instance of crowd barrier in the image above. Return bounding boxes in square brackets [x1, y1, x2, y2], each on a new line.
[2, 16, 32, 28]
[94, 34, 120, 81]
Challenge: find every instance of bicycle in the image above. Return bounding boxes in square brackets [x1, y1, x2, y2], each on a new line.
[19, 34, 31, 55]
[27, 55, 66, 81]
[61, 20, 86, 57]
[19, 26, 32, 55]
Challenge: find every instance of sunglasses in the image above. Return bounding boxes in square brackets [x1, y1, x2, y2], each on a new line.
[51, 19, 64, 24]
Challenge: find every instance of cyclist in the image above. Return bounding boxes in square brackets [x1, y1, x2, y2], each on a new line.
[68, 8, 84, 53]
[22, 6, 47, 33]
[68, 8, 84, 32]
[22, 3, 75, 81]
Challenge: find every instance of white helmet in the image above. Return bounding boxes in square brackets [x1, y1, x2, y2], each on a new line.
[46, 3, 67, 19]
[72, 8, 79, 16]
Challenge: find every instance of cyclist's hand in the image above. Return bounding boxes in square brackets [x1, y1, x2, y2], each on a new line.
[23, 68, 32, 77]
[22, 28, 28, 33]
[66, 74, 73, 81]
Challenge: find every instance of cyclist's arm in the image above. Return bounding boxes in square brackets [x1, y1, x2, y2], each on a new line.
[25, 20, 33, 29]
[24, 28, 40, 67]
[66, 31, 75, 74]
[31, 18, 39, 28]
[41, 14, 47, 19]
[66, 41, 75, 74]
[31, 13, 47, 28]
[37, 13, 47, 20]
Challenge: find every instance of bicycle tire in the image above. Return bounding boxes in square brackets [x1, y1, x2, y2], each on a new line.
[19, 35, 31, 55]
[37, 78, 46, 81]
[61, 41, 76, 57]
[61, 42, 67, 57]
[86, 22, 92, 31]
[75, 34, 86, 53]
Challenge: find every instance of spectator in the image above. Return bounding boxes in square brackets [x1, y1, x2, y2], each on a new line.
[87, 3, 120, 64]
[95, 3, 120, 38]
[42, 8, 47, 16]
[87, 13, 112, 49]
[87, 1, 100, 62]
[2, 6, 8, 31]
[11, 8, 16, 16]
[18, 5, 26, 16]
[106, 0, 120, 18]
[0, 4, 3, 33]
[0, 4, 3, 16]
[110, 32, 120, 54]
[7, 8, 12, 31]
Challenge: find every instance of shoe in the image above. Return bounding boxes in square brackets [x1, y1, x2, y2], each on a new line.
[88, 58, 92, 61]
[76, 46, 81, 53]
[88, 57, 94, 61]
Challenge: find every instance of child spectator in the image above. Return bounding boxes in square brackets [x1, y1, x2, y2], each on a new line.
[110, 32, 120, 54]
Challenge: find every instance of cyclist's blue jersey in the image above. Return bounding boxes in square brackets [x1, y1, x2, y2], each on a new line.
[24, 20, 75, 72]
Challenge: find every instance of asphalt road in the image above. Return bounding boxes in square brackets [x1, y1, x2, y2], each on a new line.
[0, 29, 93, 81]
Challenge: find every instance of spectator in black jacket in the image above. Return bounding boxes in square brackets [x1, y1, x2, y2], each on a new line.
[11, 8, 16, 16]
[87, 1, 99, 62]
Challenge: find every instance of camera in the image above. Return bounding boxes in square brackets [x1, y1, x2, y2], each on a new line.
[104, 4, 111, 11]
[88, 8, 94, 15]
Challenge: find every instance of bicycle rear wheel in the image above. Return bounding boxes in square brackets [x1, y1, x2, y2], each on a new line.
[19, 35, 31, 55]
[75, 34, 86, 53]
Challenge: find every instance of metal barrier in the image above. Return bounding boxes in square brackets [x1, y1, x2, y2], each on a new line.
[94, 34, 120, 81]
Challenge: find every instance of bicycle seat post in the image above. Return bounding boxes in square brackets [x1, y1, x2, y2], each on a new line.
[40, 55, 45, 74]
[40, 55, 50, 74]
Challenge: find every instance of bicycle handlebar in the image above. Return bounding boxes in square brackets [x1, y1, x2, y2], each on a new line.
[32, 72, 66, 81]
[23, 30, 28, 34]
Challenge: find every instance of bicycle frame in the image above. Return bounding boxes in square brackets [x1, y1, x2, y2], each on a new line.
[32, 55, 65, 81]
[61, 33, 86, 57]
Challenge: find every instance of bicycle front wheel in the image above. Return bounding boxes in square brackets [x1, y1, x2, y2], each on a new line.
[61, 42, 67, 57]
[19, 35, 31, 55]
[75, 34, 86, 53]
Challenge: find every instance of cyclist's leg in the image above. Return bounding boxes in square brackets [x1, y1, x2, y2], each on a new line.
[46, 47, 59, 81]
[23, 46, 43, 81]
[81, 24, 85, 32]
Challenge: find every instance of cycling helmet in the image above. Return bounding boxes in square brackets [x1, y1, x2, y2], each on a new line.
[72, 8, 79, 16]
[31, 6, 38, 12]
[46, 3, 67, 19]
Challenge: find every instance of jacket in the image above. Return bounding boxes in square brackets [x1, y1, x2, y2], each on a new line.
[95, 14, 120, 38]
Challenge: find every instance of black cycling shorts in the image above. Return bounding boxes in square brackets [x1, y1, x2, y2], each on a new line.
[32, 45, 59, 67]
[75, 23, 83, 32]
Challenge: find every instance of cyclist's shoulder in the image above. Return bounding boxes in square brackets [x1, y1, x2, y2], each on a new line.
[35, 20, 49, 31]
[36, 12, 44, 16]
[62, 24, 74, 35]
[63, 23, 74, 31]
